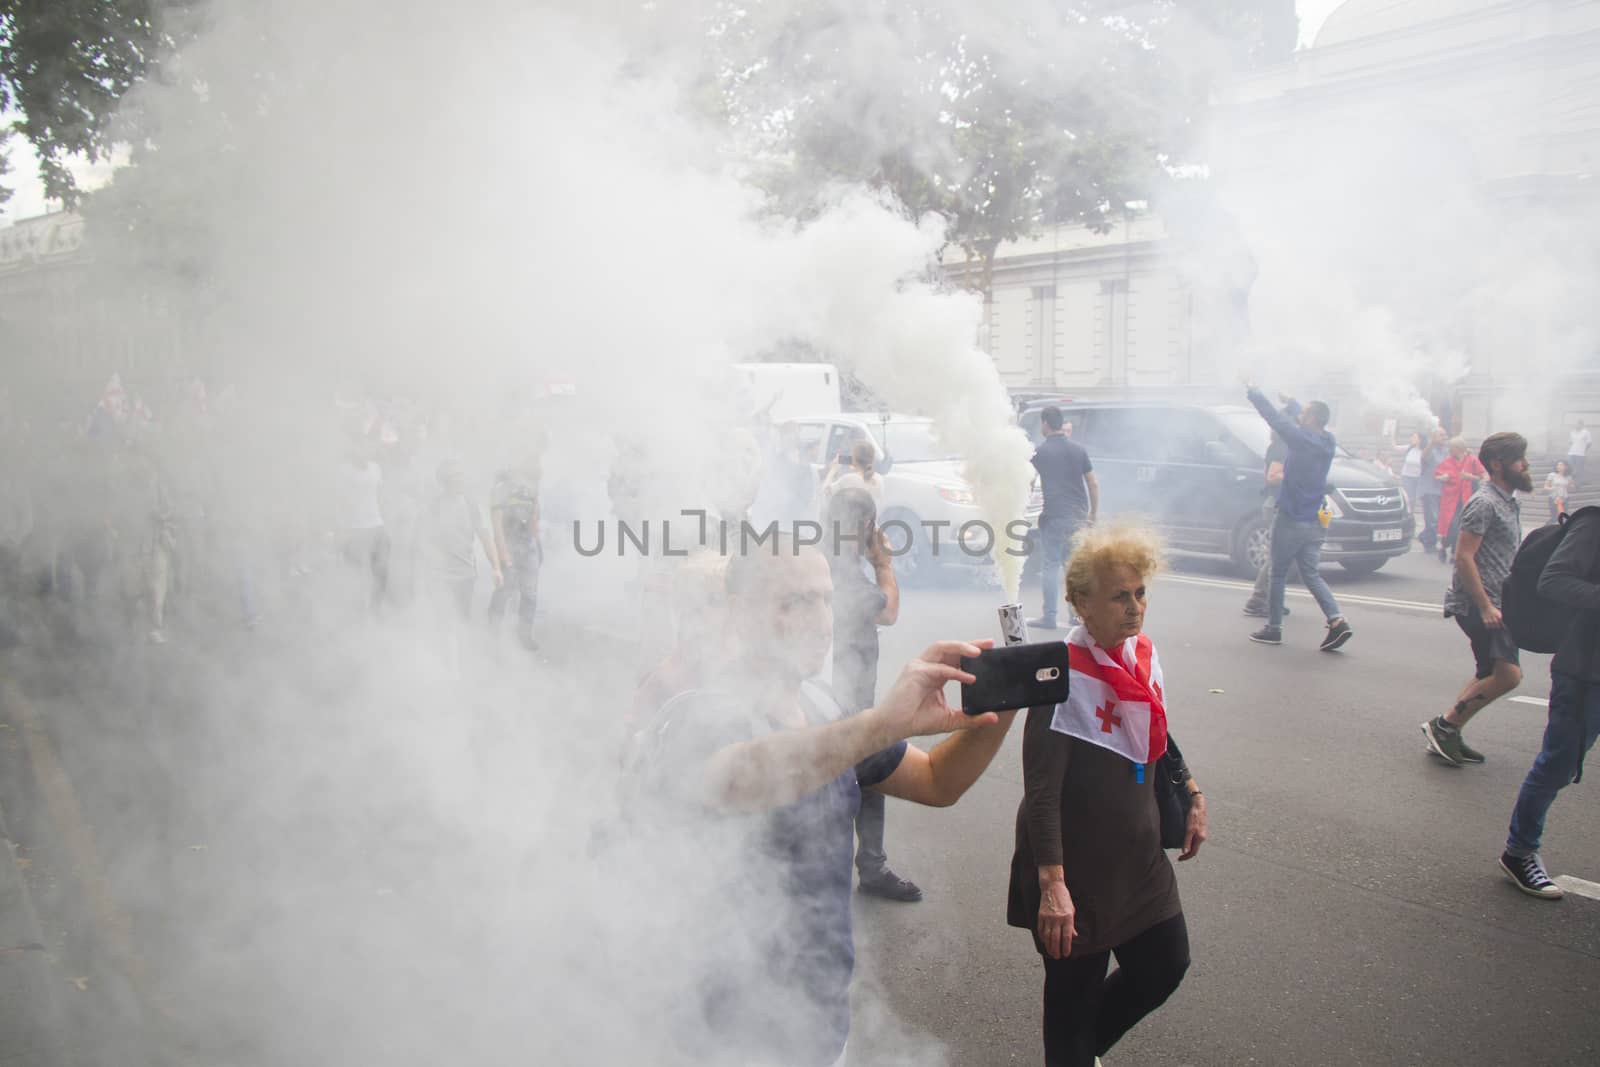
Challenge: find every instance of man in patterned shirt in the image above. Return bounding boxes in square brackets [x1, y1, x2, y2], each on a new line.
[488, 456, 542, 651]
[1423, 432, 1533, 766]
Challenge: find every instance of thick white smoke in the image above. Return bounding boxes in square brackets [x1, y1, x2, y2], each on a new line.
[5, 1, 1043, 1063]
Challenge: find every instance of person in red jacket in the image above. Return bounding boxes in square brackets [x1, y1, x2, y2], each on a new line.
[1435, 437, 1488, 564]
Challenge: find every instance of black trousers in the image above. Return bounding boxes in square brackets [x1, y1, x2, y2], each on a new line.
[1041, 911, 1190, 1067]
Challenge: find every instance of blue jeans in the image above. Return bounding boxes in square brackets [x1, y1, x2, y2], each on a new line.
[1505, 671, 1600, 856]
[488, 536, 541, 631]
[1268, 514, 1342, 629]
[1038, 516, 1077, 624]
[1420, 494, 1441, 551]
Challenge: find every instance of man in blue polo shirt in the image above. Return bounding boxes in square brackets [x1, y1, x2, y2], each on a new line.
[1244, 386, 1353, 652]
[646, 539, 1015, 1066]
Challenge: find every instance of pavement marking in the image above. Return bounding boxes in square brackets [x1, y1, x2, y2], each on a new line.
[1554, 875, 1600, 901]
[1159, 573, 1443, 614]
[1510, 696, 1550, 707]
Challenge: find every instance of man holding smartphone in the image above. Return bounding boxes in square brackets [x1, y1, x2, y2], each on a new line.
[640, 539, 1015, 1067]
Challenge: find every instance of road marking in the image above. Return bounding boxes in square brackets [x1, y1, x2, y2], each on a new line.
[1510, 696, 1550, 707]
[1554, 875, 1600, 901]
[1159, 573, 1442, 614]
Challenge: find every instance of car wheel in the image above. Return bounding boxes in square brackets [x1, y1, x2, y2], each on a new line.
[1232, 515, 1271, 579]
[1339, 558, 1387, 576]
[882, 510, 935, 586]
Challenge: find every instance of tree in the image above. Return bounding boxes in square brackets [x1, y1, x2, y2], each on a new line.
[690, 0, 1291, 291]
[0, 0, 191, 209]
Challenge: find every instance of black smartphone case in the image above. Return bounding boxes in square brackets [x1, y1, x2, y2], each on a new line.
[960, 642, 1071, 714]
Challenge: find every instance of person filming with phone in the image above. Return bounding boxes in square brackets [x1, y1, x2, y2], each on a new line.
[1007, 521, 1207, 1067]
[635, 535, 1015, 1067]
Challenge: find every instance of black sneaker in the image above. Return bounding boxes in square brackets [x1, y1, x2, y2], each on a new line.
[1320, 619, 1353, 652]
[1499, 851, 1564, 899]
[1248, 626, 1282, 645]
[1458, 737, 1486, 764]
[1422, 717, 1464, 766]
[859, 868, 922, 902]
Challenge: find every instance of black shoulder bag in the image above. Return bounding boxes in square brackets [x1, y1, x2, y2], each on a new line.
[1153, 734, 1193, 850]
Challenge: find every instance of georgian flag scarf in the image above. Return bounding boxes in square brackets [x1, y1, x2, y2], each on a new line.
[1049, 626, 1169, 764]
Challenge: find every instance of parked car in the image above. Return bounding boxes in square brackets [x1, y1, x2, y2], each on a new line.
[778, 413, 1043, 583]
[1018, 401, 1414, 577]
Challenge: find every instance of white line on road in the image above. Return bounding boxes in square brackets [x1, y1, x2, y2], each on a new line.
[1554, 875, 1600, 901]
[1159, 573, 1443, 614]
[1509, 696, 1550, 707]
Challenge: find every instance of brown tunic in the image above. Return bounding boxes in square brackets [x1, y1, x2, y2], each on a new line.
[1007, 703, 1181, 956]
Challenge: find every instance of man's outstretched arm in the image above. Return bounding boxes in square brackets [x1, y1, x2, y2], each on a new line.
[1247, 387, 1315, 449]
[871, 711, 1018, 807]
[701, 642, 999, 812]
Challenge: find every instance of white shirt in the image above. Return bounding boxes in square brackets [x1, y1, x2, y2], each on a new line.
[1569, 428, 1592, 457]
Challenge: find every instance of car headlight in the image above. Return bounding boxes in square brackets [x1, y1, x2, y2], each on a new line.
[1322, 494, 1343, 520]
[938, 485, 977, 505]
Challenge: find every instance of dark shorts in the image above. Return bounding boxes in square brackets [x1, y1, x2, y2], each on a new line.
[1452, 609, 1520, 679]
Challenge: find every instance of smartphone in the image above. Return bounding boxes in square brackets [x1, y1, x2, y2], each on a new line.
[959, 642, 1070, 715]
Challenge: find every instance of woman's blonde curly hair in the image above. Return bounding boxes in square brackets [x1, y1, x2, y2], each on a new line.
[1064, 520, 1166, 608]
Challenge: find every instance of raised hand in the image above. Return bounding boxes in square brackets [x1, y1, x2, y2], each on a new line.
[876, 640, 998, 740]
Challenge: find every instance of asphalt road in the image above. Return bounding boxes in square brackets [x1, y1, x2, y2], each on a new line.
[4, 543, 1598, 1066]
[849, 546, 1600, 1066]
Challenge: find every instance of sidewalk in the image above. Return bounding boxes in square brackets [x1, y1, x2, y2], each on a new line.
[0, 797, 68, 1067]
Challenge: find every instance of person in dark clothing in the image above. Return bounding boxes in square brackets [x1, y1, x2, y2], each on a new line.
[1009, 521, 1207, 1067]
[1243, 387, 1352, 651]
[826, 488, 920, 902]
[1029, 406, 1099, 631]
[1242, 433, 1289, 617]
[1498, 506, 1600, 898]
[1418, 427, 1450, 552]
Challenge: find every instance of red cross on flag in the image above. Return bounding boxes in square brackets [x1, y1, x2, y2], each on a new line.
[1049, 627, 1169, 764]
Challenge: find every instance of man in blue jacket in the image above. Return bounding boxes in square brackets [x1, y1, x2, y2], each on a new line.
[1244, 386, 1353, 651]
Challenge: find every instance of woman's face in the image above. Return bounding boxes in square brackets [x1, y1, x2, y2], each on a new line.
[1072, 562, 1148, 647]
[1558, 461, 1570, 476]
[1411, 433, 1423, 449]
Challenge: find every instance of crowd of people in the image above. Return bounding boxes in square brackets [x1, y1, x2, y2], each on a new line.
[0, 375, 546, 657]
[5, 370, 1599, 1067]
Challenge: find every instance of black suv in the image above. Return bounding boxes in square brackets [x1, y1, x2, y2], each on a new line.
[1019, 402, 1415, 577]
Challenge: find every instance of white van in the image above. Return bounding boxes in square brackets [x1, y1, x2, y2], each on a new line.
[734, 362, 842, 422]
[779, 413, 1044, 584]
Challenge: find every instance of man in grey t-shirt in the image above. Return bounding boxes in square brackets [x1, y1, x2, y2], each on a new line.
[1423, 432, 1533, 766]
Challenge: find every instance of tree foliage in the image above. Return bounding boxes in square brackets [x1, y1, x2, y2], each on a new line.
[694, 0, 1293, 288]
[0, 0, 193, 208]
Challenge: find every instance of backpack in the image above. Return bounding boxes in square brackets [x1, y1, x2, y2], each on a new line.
[1502, 506, 1600, 653]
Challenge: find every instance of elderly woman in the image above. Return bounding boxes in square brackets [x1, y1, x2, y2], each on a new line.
[1436, 436, 1488, 564]
[1008, 521, 1207, 1067]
